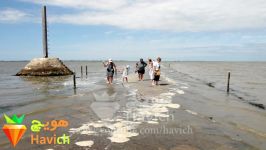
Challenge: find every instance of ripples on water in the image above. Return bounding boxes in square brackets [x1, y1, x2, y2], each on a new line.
[167, 62, 266, 107]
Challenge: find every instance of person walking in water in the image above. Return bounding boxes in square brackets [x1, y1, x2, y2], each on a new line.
[152, 57, 161, 86]
[148, 59, 154, 80]
[136, 58, 147, 81]
[122, 65, 130, 83]
[103, 59, 116, 84]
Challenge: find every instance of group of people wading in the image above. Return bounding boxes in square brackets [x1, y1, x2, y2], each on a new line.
[102, 57, 161, 86]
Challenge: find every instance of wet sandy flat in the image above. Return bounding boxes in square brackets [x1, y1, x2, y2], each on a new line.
[0, 62, 265, 150]
[0, 75, 259, 150]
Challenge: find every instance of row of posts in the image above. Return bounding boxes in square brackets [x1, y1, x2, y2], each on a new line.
[168, 63, 231, 93]
[73, 65, 88, 89]
[80, 65, 88, 77]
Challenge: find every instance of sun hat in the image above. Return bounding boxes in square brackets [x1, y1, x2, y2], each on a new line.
[108, 59, 113, 63]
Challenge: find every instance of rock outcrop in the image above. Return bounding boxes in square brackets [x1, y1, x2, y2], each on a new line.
[16, 58, 73, 76]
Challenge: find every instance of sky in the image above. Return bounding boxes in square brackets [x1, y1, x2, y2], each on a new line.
[0, 0, 266, 61]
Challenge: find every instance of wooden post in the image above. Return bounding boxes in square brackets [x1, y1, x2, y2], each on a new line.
[42, 6, 48, 58]
[73, 72, 76, 89]
[227, 72, 231, 93]
[86, 65, 88, 76]
[81, 66, 83, 77]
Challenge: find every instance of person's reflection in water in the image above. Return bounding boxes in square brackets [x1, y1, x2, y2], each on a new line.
[107, 85, 116, 96]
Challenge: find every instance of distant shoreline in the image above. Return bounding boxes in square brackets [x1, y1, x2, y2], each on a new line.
[0, 60, 266, 62]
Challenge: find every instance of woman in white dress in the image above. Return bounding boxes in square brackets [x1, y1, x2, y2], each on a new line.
[148, 59, 154, 80]
[152, 57, 161, 86]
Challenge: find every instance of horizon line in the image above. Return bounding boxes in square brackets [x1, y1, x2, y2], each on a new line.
[0, 59, 265, 62]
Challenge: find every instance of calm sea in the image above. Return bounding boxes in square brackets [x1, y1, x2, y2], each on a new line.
[0, 61, 266, 149]
[0, 61, 265, 112]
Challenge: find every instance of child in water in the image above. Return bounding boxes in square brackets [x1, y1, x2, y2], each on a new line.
[122, 65, 130, 83]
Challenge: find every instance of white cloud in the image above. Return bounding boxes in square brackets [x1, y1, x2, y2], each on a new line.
[21, 0, 128, 10]
[0, 8, 30, 23]
[20, 0, 266, 31]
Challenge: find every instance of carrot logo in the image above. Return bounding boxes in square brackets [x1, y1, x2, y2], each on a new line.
[2, 114, 27, 147]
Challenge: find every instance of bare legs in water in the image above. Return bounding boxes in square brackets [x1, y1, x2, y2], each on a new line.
[138, 73, 144, 81]
[107, 76, 114, 84]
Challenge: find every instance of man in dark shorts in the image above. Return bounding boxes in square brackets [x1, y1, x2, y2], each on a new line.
[136, 58, 147, 81]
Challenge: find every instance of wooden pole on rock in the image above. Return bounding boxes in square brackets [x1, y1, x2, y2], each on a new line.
[42, 6, 48, 58]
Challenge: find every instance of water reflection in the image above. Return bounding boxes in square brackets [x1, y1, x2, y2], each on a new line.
[19, 76, 72, 97]
[91, 86, 120, 120]
[20, 76, 71, 85]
